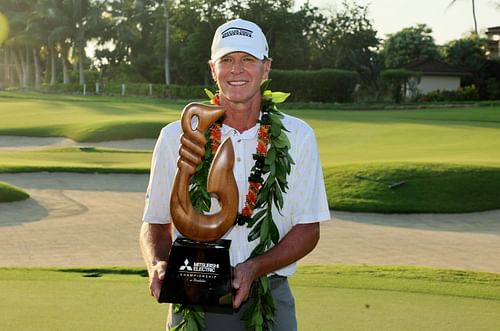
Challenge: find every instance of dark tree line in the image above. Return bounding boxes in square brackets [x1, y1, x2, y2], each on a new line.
[0, 0, 495, 100]
[0, 0, 381, 87]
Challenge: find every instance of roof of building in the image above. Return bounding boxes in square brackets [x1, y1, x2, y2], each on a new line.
[401, 58, 471, 76]
[486, 26, 500, 35]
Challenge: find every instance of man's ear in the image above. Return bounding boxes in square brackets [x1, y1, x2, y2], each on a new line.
[262, 59, 272, 80]
[208, 61, 217, 82]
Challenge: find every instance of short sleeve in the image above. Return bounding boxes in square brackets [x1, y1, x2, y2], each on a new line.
[142, 123, 180, 224]
[288, 127, 330, 225]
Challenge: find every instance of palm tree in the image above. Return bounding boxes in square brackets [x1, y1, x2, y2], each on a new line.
[50, 0, 106, 85]
[163, 0, 171, 85]
[447, 0, 478, 35]
[1, 0, 34, 87]
[34, 0, 69, 85]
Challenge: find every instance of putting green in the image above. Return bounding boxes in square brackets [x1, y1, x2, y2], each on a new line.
[287, 107, 500, 167]
[1, 95, 500, 211]
[1, 266, 499, 331]
[296, 287, 500, 331]
[1, 96, 500, 168]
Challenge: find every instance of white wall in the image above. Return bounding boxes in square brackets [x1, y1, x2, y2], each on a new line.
[417, 76, 461, 94]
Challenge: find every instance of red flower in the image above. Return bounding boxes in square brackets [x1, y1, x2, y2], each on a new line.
[242, 206, 252, 217]
[257, 142, 267, 156]
[247, 190, 257, 205]
[258, 126, 270, 142]
[209, 125, 221, 154]
[211, 94, 220, 105]
[210, 126, 221, 141]
[249, 181, 261, 191]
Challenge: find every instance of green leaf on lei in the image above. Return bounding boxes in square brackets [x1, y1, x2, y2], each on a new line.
[203, 88, 215, 100]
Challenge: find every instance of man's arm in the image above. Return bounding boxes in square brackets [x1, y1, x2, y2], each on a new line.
[139, 222, 173, 300]
[232, 222, 320, 308]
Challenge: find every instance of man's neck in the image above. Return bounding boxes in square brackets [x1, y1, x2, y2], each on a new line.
[220, 97, 261, 133]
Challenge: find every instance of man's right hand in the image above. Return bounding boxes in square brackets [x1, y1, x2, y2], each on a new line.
[149, 260, 167, 300]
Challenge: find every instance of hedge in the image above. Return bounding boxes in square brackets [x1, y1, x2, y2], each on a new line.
[40, 82, 215, 99]
[269, 69, 359, 102]
[36, 68, 361, 102]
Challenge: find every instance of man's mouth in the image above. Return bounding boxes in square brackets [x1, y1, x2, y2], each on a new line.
[228, 80, 247, 86]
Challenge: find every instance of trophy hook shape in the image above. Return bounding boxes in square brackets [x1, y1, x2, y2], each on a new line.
[170, 103, 239, 242]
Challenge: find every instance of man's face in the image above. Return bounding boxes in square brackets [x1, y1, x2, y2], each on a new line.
[210, 52, 271, 104]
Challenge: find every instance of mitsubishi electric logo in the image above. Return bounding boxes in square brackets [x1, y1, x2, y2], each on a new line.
[179, 258, 192, 271]
[178, 258, 220, 280]
[221, 27, 253, 39]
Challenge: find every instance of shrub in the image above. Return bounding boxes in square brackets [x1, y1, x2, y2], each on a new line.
[485, 78, 500, 100]
[269, 69, 359, 102]
[38, 82, 216, 99]
[380, 69, 419, 103]
[418, 85, 479, 102]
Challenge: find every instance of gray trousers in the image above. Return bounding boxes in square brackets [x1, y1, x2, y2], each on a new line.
[167, 276, 297, 331]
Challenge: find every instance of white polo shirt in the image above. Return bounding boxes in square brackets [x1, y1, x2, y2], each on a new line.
[143, 113, 330, 276]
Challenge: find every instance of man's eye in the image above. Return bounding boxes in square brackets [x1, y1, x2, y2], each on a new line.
[220, 58, 232, 64]
[243, 57, 255, 62]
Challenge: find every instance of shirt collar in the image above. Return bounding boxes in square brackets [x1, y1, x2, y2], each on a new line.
[220, 112, 262, 139]
[221, 123, 259, 139]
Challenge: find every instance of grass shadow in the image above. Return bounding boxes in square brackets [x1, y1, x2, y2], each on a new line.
[56, 267, 148, 278]
[0, 197, 49, 226]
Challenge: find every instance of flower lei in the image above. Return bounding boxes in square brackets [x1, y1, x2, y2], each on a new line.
[172, 80, 293, 331]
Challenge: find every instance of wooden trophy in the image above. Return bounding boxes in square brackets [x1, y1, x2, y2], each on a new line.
[158, 103, 238, 307]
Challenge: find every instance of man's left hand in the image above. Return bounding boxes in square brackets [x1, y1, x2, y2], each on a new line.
[232, 260, 257, 309]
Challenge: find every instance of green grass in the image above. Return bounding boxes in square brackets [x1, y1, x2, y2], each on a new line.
[287, 107, 500, 167]
[1, 265, 499, 331]
[2, 94, 500, 166]
[325, 163, 500, 213]
[0, 146, 150, 173]
[2, 93, 500, 211]
[0, 181, 29, 202]
[0, 94, 182, 141]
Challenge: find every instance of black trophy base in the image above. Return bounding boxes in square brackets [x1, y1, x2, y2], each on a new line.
[158, 237, 232, 307]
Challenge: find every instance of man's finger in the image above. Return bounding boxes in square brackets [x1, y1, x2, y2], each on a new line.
[154, 260, 167, 280]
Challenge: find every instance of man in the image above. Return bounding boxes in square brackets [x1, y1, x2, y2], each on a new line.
[140, 18, 330, 330]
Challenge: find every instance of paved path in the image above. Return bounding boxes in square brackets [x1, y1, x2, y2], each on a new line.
[1, 172, 499, 273]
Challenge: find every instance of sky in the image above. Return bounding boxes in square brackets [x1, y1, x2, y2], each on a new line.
[298, 0, 500, 44]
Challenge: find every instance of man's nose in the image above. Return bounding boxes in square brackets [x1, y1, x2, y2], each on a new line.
[230, 60, 244, 73]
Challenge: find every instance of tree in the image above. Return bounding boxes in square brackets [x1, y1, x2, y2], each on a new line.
[442, 35, 487, 72]
[381, 24, 440, 68]
[380, 69, 419, 103]
[446, 0, 477, 35]
[49, 0, 107, 85]
[0, 0, 35, 87]
[94, 0, 143, 82]
[315, 1, 380, 85]
[167, 0, 229, 84]
[443, 34, 489, 97]
[234, 0, 322, 70]
[163, 0, 170, 85]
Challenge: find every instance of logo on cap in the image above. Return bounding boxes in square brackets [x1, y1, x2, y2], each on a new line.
[221, 27, 253, 39]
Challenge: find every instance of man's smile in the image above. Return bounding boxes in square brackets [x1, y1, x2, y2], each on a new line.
[227, 80, 248, 86]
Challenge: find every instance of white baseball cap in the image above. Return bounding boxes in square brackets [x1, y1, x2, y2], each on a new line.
[211, 18, 269, 62]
